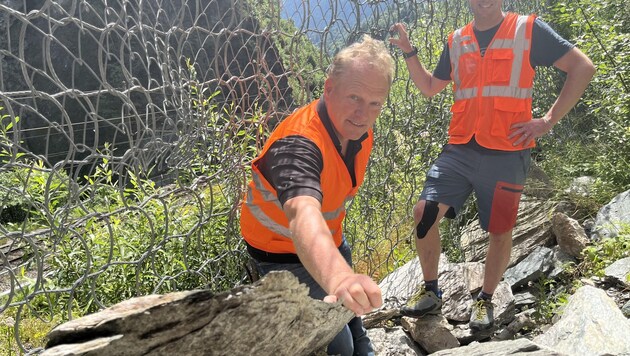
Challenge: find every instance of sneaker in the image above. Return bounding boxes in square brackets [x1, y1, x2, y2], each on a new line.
[400, 287, 442, 318]
[469, 299, 494, 331]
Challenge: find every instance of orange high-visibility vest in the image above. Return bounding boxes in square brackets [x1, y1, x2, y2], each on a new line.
[240, 100, 373, 254]
[447, 12, 536, 151]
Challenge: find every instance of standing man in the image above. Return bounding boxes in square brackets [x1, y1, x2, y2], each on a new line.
[240, 34, 394, 355]
[389, 0, 594, 331]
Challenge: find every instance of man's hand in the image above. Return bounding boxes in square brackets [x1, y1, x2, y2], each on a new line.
[388, 23, 413, 53]
[324, 273, 382, 316]
[509, 117, 554, 147]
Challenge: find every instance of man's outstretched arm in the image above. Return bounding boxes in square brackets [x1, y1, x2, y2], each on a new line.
[283, 195, 382, 316]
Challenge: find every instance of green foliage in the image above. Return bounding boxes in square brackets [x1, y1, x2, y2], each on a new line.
[246, 0, 325, 105]
[0, 107, 72, 226]
[46, 160, 246, 316]
[0, 267, 63, 355]
[531, 276, 570, 324]
[578, 228, 630, 278]
[1, 1, 629, 351]
[181, 58, 263, 182]
[538, 142, 621, 219]
[541, 0, 630, 194]
[0, 106, 22, 162]
[0, 312, 58, 356]
[529, 227, 630, 328]
[0, 160, 71, 226]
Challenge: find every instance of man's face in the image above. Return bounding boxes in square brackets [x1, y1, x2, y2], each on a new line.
[323, 62, 390, 144]
[468, 0, 503, 19]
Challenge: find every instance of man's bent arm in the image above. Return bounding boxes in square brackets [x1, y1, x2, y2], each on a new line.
[544, 47, 596, 126]
[510, 47, 595, 146]
[389, 22, 451, 97]
[405, 57, 451, 98]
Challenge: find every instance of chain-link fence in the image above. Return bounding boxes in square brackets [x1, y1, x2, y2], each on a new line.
[0, 0, 566, 353]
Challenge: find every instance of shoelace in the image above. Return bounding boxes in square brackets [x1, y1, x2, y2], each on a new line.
[407, 287, 428, 306]
[473, 300, 488, 320]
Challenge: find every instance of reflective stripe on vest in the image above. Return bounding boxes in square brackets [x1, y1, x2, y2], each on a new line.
[245, 170, 346, 237]
[246, 174, 291, 238]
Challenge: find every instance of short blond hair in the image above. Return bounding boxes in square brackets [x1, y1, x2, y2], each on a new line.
[327, 34, 394, 85]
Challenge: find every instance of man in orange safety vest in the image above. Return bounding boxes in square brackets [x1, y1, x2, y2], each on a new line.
[389, 0, 595, 331]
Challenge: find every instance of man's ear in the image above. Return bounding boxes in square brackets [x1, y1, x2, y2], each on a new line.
[323, 77, 333, 95]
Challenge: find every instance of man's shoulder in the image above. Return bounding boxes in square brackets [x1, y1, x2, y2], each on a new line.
[276, 101, 322, 131]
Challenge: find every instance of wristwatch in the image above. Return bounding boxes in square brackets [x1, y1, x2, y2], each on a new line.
[403, 46, 418, 59]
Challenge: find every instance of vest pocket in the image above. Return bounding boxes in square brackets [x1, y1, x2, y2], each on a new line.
[448, 100, 468, 137]
[486, 49, 513, 84]
[491, 97, 528, 137]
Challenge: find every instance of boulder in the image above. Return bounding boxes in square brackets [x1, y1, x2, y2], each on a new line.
[42, 271, 352, 356]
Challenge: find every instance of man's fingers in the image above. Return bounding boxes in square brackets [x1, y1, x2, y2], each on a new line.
[365, 283, 383, 309]
[333, 289, 362, 315]
[323, 295, 338, 303]
[348, 283, 370, 309]
[332, 276, 383, 316]
[327, 295, 365, 316]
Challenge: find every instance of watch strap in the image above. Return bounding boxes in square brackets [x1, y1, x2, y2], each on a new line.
[403, 46, 418, 59]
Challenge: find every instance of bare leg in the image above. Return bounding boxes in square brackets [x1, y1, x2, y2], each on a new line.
[413, 201, 450, 281]
[481, 230, 513, 294]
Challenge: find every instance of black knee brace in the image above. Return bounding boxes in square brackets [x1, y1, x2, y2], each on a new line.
[416, 200, 439, 239]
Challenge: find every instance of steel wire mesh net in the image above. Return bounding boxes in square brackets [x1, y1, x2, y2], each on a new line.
[0, 0, 553, 352]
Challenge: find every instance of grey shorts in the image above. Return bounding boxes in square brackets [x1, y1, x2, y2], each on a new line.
[420, 139, 531, 233]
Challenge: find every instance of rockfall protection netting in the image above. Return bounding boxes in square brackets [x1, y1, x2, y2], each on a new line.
[0, 0, 550, 352]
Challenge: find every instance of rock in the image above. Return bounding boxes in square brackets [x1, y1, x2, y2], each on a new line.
[547, 246, 577, 279]
[379, 254, 450, 309]
[401, 314, 460, 354]
[494, 309, 536, 341]
[503, 246, 554, 289]
[533, 285, 630, 356]
[461, 196, 556, 267]
[604, 256, 630, 288]
[551, 213, 589, 259]
[440, 265, 475, 322]
[42, 271, 353, 356]
[591, 189, 630, 240]
[524, 164, 554, 199]
[430, 338, 564, 355]
[565, 176, 596, 197]
[1, 0, 292, 172]
[368, 327, 426, 356]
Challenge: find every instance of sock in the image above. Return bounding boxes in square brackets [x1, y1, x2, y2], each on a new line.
[477, 290, 493, 301]
[424, 279, 440, 297]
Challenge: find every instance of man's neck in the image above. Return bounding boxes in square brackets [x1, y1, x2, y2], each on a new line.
[473, 11, 505, 31]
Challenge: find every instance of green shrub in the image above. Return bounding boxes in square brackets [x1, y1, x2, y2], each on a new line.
[579, 228, 630, 278]
[531, 277, 570, 325]
[46, 162, 246, 315]
[0, 161, 71, 226]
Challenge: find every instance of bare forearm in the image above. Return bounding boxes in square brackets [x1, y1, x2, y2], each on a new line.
[405, 57, 446, 97]
[286, 198, 353, 293]
[544, 48, 595, 126]
[283, 196, 383, 315]
[294, 230, 353, 294]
